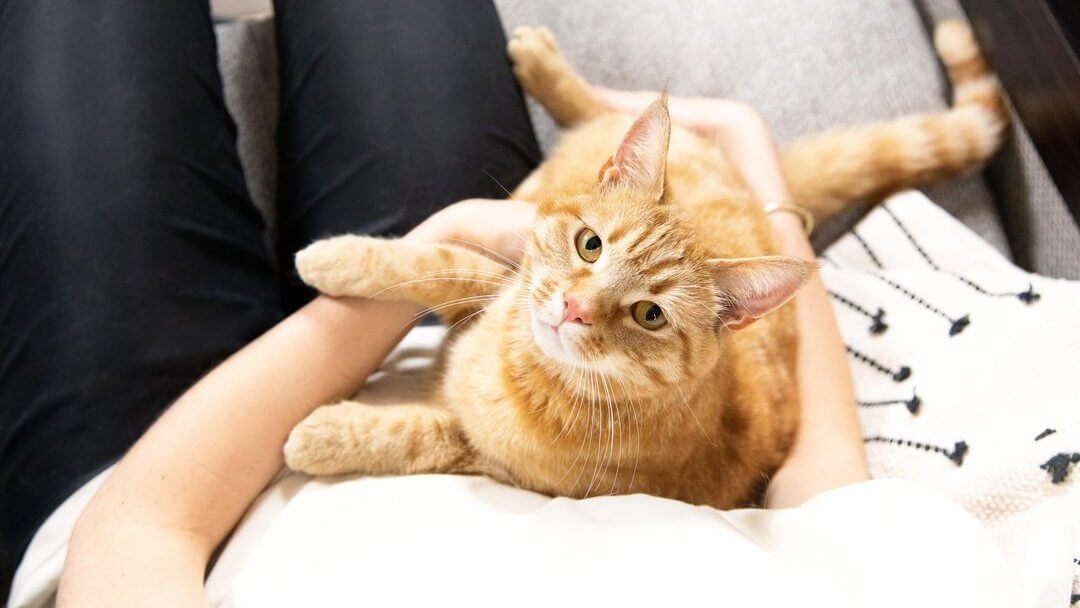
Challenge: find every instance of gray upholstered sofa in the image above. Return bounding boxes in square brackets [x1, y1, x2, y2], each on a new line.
[214, 0, 1080, 279]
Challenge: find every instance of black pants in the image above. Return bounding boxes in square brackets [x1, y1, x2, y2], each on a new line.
[0, 0, 540, 589]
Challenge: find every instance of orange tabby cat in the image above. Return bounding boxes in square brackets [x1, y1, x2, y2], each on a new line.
[283, 21, 1005, 507]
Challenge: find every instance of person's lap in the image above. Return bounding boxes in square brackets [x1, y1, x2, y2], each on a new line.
[0, 0, 538, 591]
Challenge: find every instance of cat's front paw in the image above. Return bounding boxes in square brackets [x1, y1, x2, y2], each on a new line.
[284, 406, 352, 476]
[507, 26, 568, 94]
[295, 235, 382, 298]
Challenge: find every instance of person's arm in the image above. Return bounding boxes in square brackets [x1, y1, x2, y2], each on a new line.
[58, 199, 535, 607]
[707, 106, 870, 508]
[60, 296, 418, 607]
[593, 88, 869, 507]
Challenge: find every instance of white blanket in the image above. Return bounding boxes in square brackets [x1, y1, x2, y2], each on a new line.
[821, 191, 1080, 600]
[212, 476, 1030, 607]
[9, 191, 1079, 607]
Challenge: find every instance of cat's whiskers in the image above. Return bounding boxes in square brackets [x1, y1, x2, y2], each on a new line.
[571, 368, 594, 496]
[565, 375, 588, 437]
[584, 365, 612, 498]
[611, 372, 642, 494]
[402, 294, 504, 328]
[446, 307, 488, 333]
[547, 365, 583, 438]
[596, 370, 616, 496]
[421, 265, 534, 291]
[553, 368, 591, 489]
[599, 371, 621, 496]
[569, 368, 599, 496]
[481, 169, 519, 201]
[370, 277, 516, 304]
[672, 379, 716, 447]
[537, 352, 583, 427]
[548, 365, 591, 483]
[419, 268, 520, 283]
[446, 237, 529, 278]
[393, 273, 535, 329]
[586, 367, 603, 498]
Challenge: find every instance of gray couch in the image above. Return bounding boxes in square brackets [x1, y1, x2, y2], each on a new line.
[214, 0, 1080, 279]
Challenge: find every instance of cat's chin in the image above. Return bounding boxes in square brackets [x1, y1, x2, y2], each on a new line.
[529, 311, 587, 369]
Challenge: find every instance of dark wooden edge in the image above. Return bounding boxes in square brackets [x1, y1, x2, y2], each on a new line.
[958, 0, 1080, 226]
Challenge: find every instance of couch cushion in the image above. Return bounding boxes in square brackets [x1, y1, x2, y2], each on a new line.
[492, 0, 1008, 253]
[215, 2, 1012, 258]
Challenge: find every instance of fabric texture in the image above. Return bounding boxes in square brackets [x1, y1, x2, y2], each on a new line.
[0, 1, 283, 587]
[270, 0, 540, 309]
[822, 191, 1080, 598]
[10, 471, 1041, 608]
[213, 477, 1034, 608]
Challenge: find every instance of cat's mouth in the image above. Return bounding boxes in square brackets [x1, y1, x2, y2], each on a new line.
[529, 310, 585, 367]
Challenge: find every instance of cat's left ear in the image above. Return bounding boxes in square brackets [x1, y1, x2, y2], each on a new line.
[598, 95, 671, 201]
[708, 256, 814, 330]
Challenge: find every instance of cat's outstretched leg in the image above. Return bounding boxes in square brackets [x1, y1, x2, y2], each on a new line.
[284, 401, 479, 477]
[295, 235, 516, 320]
[508, 26, 604, 128]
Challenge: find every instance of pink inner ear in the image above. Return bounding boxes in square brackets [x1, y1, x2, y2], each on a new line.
[599, 96, 671, 199]
[709, 256, 813, 329]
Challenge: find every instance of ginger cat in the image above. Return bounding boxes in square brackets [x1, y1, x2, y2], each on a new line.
[284, 21, 1005, 507]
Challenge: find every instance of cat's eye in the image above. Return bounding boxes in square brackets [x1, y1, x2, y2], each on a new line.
[575, 228, 602, 263]
[631, 301, 666, 330]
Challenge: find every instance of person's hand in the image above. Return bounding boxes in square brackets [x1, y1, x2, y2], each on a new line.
[591, 86, 765, 143]
[406, 198, 536, 265]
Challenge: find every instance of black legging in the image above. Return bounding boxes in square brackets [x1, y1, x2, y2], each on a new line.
[0, 0, 540, 589]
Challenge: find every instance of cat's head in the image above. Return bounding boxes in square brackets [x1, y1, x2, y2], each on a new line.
[525, 97, 811, 389]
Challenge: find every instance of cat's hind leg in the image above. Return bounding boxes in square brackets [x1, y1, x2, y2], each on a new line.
[284, 401, 480, 477]
[507, 26, 604, 128]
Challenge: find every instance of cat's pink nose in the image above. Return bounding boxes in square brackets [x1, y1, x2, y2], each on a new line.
[562, 295, 592, 325]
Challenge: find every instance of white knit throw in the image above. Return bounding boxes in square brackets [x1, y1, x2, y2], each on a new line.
[822, 191, 1080, 599]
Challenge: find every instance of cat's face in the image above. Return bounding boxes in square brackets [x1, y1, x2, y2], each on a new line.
[527, 191, 720, 386]
[523, 97, 811, 389]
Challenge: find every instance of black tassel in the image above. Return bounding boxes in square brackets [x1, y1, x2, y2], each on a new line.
[1035, 428, 1057, 441]
[845, 345, 912, 383]
[864, 435, 967, 466]
[857, 390, 921, 415]
[1041, 453, 1080, 484]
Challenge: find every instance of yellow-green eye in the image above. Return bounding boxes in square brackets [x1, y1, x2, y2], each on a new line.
[631, 301, 666, 330]
[575, 228, 602, 263]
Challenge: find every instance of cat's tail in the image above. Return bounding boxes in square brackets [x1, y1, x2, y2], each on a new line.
[779, 20, 1008, 222]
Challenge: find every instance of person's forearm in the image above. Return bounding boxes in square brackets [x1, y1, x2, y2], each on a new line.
[765, 215, 870, 507]
[710, 113, 869, 508]
[59, 295, 420, 606]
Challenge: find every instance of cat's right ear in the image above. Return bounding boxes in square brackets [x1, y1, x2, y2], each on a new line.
[598, 95, 671, 201]
[708, 255, 814, 330]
